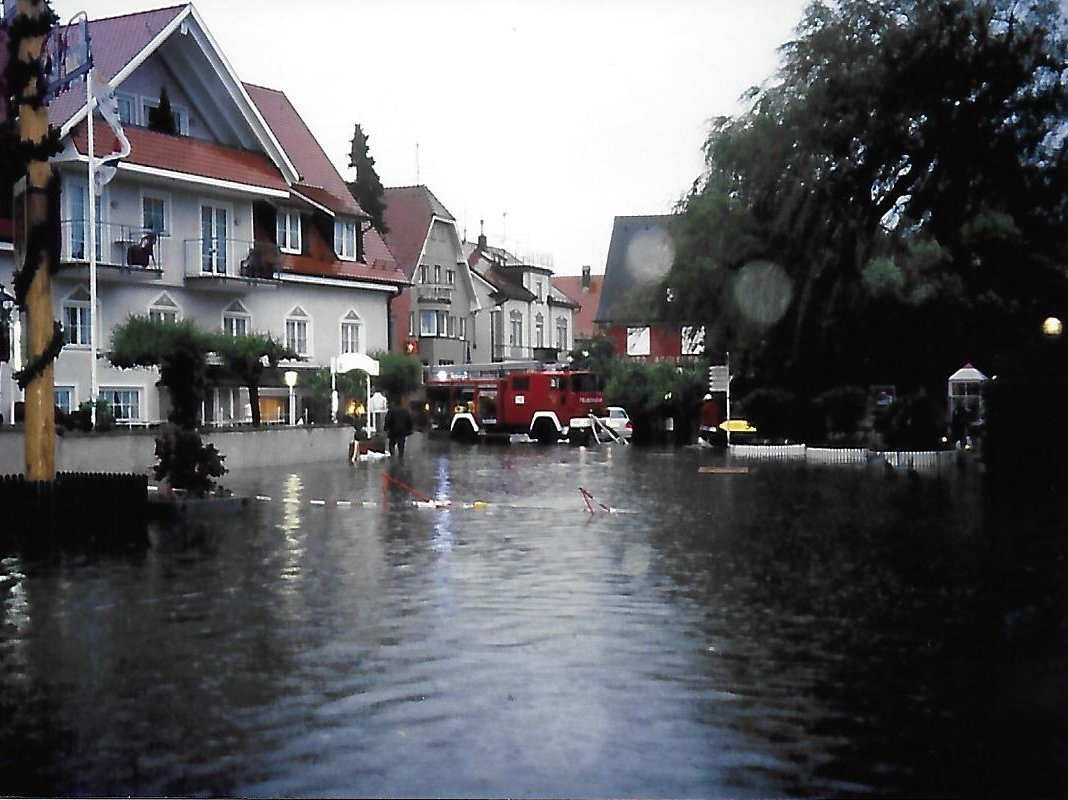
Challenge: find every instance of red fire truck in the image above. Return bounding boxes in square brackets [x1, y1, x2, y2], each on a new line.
[424, 364, 607, 444]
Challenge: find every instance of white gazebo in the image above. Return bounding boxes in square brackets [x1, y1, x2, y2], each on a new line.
[332, 352, 380, 435]
[947, 362, 987, 423]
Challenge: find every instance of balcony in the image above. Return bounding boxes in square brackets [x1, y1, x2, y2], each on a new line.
[59, 220, 166, 281]
[416, 282, 454, 304]
[182, 239, 282, 289]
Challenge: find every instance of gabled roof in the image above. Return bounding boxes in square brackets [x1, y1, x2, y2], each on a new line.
[469, 254, 537, 303]
[243, 83, 362, 217]
[381, 185, 457, 277]
[596, 215, 675, 325]
[553, 274, 603, 337]
[50, 4, 298, 183]
[47, 6, 188, 129]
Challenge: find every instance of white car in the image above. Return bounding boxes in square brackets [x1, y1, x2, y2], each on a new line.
[599, 406, 632, 440]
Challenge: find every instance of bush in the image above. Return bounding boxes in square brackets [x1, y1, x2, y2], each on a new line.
[154, 430, 226, 496]
[874, 390, 945, 450]
[740, 388, 799, 440]
[815, 385, 868, 439]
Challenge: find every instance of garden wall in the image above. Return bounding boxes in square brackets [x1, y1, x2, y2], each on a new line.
[0, 426, 354, 475]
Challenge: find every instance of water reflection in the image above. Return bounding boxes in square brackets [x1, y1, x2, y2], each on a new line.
[0, 441, 1065, 797]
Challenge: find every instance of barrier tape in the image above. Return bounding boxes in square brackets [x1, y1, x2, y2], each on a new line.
[148, 483, 631, 514]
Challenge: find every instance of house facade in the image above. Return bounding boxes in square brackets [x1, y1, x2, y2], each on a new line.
[552, 265, 604, 349]
[0, 4, 406, 427]
[380, 185, 483, 367]
[596, 215, 705, 362]
[464, 232, 576, 363]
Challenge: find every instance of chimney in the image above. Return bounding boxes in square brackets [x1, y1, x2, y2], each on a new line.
[477, 219, 487, 252]
[581, 265, 591, 289]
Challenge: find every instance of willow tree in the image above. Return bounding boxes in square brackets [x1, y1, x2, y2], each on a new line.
[670, 0, 1068, 397]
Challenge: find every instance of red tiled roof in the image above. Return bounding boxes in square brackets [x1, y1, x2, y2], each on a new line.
[553, 274, 604, 340]
[381, 185, 456, 278]
[282, 252, 407, 286]
[49, 6, 188, 129]
[244, 83, 362, 217]
[72, 120, 289, 192]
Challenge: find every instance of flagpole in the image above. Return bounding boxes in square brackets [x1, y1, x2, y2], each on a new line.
[726, 350, 731, 447]
[87, 71, 98, 428]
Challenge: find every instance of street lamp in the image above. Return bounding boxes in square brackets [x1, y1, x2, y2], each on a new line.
[284, 370, 298, 425]
[1042, 316, 1063, 338]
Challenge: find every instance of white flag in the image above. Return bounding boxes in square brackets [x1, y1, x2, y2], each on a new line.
[88, 68, 130, 192]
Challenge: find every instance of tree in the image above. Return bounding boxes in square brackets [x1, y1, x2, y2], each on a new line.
[210, 332, 299, 427]
[109, 316, 225, 494]
[670, 0, 1068, 402]
[346, 123, 388, 234]
[147, 86, 177, 135]
[371, 351, 422, 400]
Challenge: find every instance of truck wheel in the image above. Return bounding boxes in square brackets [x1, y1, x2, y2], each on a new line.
[451, 419, 477, 442]
[531, 419, 558, 444]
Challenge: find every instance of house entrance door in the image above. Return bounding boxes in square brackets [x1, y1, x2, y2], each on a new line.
[200, 204, 229, 274]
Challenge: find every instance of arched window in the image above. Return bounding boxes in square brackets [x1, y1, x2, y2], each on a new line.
[340, 310, 362, 354]
[285, 306, 310, 355]
[62, 286, 91, 346]
[149, 292, 179, 324]
[509, 310, 523, 347]
[223, 299, 250, 337]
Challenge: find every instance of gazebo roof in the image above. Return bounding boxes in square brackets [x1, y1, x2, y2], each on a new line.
[948, 363, 988, 383]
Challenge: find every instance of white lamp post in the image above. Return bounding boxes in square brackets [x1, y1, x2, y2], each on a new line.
[284, 370, 298, 425]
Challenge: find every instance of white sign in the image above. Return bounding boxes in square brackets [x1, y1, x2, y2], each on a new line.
[708, 365, 730, 392]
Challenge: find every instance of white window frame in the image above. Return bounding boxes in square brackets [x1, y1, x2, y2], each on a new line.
[62, 290, 91, 347]
[148, 293, 180, 325]
[200, 200, 232, 274]
[115, 92, 137, 125]
[140, 189, 170, 235]
[408, 311, 415, 337]
[535, 313, 545, 348]
[54, 385, 76, 415]
[681, 325, 705, 356]
[334, 218, 357, 260]
[556, 317, 568, 351]
[446, 267, 455, 286]
[141, 95, 188, 134]
[66, 178, 105, 262]
[98, 386, 142, 423]
[626, 326, 651, 356]
[277, 209, 302, 254]
[222, 300, 250, 338]
[509, 310, 523, 347]
[419, 309, 437, 337]
[285, 307, 311, 356]
[340, 310, 363, 354]
[419, 265, 429, 284]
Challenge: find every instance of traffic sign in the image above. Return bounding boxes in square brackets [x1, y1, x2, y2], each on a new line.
[708, 365, 729, 392]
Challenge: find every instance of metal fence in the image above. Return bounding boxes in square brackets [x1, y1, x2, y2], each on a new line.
[0, 471, 148, 554]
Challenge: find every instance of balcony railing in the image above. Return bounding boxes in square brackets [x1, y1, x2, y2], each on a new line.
[59, 219, 168, 271]
[182, 239, 282, 282]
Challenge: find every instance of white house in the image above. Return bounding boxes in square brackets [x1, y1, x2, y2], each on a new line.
[0, 4, 406, 427]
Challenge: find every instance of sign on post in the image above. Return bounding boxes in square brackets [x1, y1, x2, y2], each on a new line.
[708, 365, 730, 393]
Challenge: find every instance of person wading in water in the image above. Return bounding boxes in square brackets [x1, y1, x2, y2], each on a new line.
[384, 396, 414, 459]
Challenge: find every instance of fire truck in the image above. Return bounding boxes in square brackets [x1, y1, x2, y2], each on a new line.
[424, 363, 607, 444]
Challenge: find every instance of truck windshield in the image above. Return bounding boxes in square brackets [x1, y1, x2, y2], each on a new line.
[569, 373, 603, 393]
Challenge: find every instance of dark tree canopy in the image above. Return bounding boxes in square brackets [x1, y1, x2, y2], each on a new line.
[670, 0, 1068, 397]
[347, 123, 388, 234]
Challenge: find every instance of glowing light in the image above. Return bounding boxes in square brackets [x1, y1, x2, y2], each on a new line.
[1042, 316, 1063, 337]
[732, 261, 793, 326]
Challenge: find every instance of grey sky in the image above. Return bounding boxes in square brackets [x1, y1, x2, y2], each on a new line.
[51, 0, 809, 274]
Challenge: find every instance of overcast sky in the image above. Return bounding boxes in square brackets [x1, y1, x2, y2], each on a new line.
[51, 0, 809, 274]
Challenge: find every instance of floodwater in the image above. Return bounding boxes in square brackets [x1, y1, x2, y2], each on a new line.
[1, 436, 1066, 798]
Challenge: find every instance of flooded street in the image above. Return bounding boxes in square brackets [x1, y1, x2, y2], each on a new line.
[2, 437, 1067, 798]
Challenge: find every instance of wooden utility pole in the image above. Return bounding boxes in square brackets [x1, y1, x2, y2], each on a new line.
[16, 0, 56, 480]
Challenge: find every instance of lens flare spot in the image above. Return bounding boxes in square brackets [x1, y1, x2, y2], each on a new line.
[732, 261, 792, 326]
[624, 226, 675, 281]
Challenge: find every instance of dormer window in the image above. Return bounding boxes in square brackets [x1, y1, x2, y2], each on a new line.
[142, 96, 188, 135]
[277, 210, 302, 254]
[334, 218, 357, 260]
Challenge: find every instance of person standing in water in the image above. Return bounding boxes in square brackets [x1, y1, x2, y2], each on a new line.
[384, 396, 414, 459]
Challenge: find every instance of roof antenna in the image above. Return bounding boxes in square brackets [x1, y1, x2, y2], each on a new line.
[415, 142, 420, 185]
